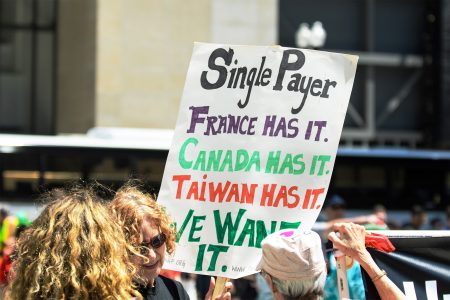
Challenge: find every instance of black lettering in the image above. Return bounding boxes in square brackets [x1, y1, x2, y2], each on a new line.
[320, 79, 337, 98]
[310, 79, 323, 96]
[200, 48, 234, 90]
[273, 49, 305, 91]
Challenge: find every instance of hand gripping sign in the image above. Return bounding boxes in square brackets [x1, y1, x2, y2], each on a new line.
[158, 43, 358, 279]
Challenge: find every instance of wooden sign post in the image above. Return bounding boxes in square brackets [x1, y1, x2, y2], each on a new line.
[212, 277, 230, 299]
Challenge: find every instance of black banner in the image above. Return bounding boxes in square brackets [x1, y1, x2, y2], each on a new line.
[362, 235, 450, 300]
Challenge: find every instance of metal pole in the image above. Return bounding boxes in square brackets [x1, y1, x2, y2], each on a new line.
[30, 0, 38, 133]
[365, 0, 376, 139]
[51, 0, 59, 135]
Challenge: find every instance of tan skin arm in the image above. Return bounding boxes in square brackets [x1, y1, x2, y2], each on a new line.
[328, 223, 406, 300]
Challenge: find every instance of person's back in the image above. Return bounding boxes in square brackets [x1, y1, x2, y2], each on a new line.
[7, 185, 141, 299]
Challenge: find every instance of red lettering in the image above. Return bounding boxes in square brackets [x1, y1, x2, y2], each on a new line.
[310, 188, 325, 209]
[302, 189, 312, 209]
[172, 174, 191, 199]
[186, 181, 199, 200]
[241, 184, 257, 204]
[226, 184, 240, 202]
[273, 185, 288, 207]
[260, 184, 276, 206]
[287, 186, 300, 208]
[209, 181, 231, 202]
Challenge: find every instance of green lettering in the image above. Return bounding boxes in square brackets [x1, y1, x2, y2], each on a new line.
[235, 219, 255, 247]
[255, 220, 269, 248]
[188, 215, 206, 242]
[279, 153, 294, 174]
[214, 209, 246, 244]
[207, 244, 229, 271]
[179, 137, 198, 169]
[235, 149, 249, 171]
[207, 150, 223, 171]
[195, 244, 206, 271]
[175, 209, 194, 242]
[246, 151, 261, 172]
[293, 154, 305, 175]
[317, 155, 331, 175]
[193, 151, 206, 171]
[265, 151, 281, 173]
[280, 221, 301, 230]
[219, 150, 234, 172]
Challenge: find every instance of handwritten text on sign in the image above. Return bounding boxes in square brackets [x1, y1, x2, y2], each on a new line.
[158, 43, 358, 278]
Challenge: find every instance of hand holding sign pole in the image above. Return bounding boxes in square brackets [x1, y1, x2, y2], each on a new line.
[211, 277, 230, 299]
[158, 43, 358, 280]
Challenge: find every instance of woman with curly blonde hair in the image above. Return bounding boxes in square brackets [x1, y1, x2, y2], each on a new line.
[110, 183, 231, 300]
[7, 185, 141, 300]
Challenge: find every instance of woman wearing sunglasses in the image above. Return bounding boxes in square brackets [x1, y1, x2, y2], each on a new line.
[110, 183, 231, 300]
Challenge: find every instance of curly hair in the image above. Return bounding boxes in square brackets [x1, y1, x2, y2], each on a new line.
[7, 186, 141, 300]
[109, 183, 176, 256]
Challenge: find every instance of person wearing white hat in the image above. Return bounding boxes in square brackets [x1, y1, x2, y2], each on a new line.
[257, 222, 406, 300]
[257, 228, 326, 299]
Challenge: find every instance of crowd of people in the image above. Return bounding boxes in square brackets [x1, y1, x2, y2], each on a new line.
[319, 194, 450, 231]
[1, 183, 232, 300]
[0, 185, 445, 299]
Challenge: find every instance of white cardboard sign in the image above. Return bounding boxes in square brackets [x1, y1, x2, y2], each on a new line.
[158, 43, 358, 278]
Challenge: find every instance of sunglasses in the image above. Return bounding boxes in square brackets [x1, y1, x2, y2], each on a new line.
[137, 232, 167, 255]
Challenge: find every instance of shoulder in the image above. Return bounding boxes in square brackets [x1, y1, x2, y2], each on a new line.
[159, 275, 190, 300]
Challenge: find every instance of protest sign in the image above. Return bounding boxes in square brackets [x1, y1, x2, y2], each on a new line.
[158, 43, 358, 278]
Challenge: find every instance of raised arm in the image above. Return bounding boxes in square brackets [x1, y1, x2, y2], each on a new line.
[328, 223, 406, 300]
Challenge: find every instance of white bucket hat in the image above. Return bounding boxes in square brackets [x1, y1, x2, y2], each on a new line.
[257, 229, 326, 281]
